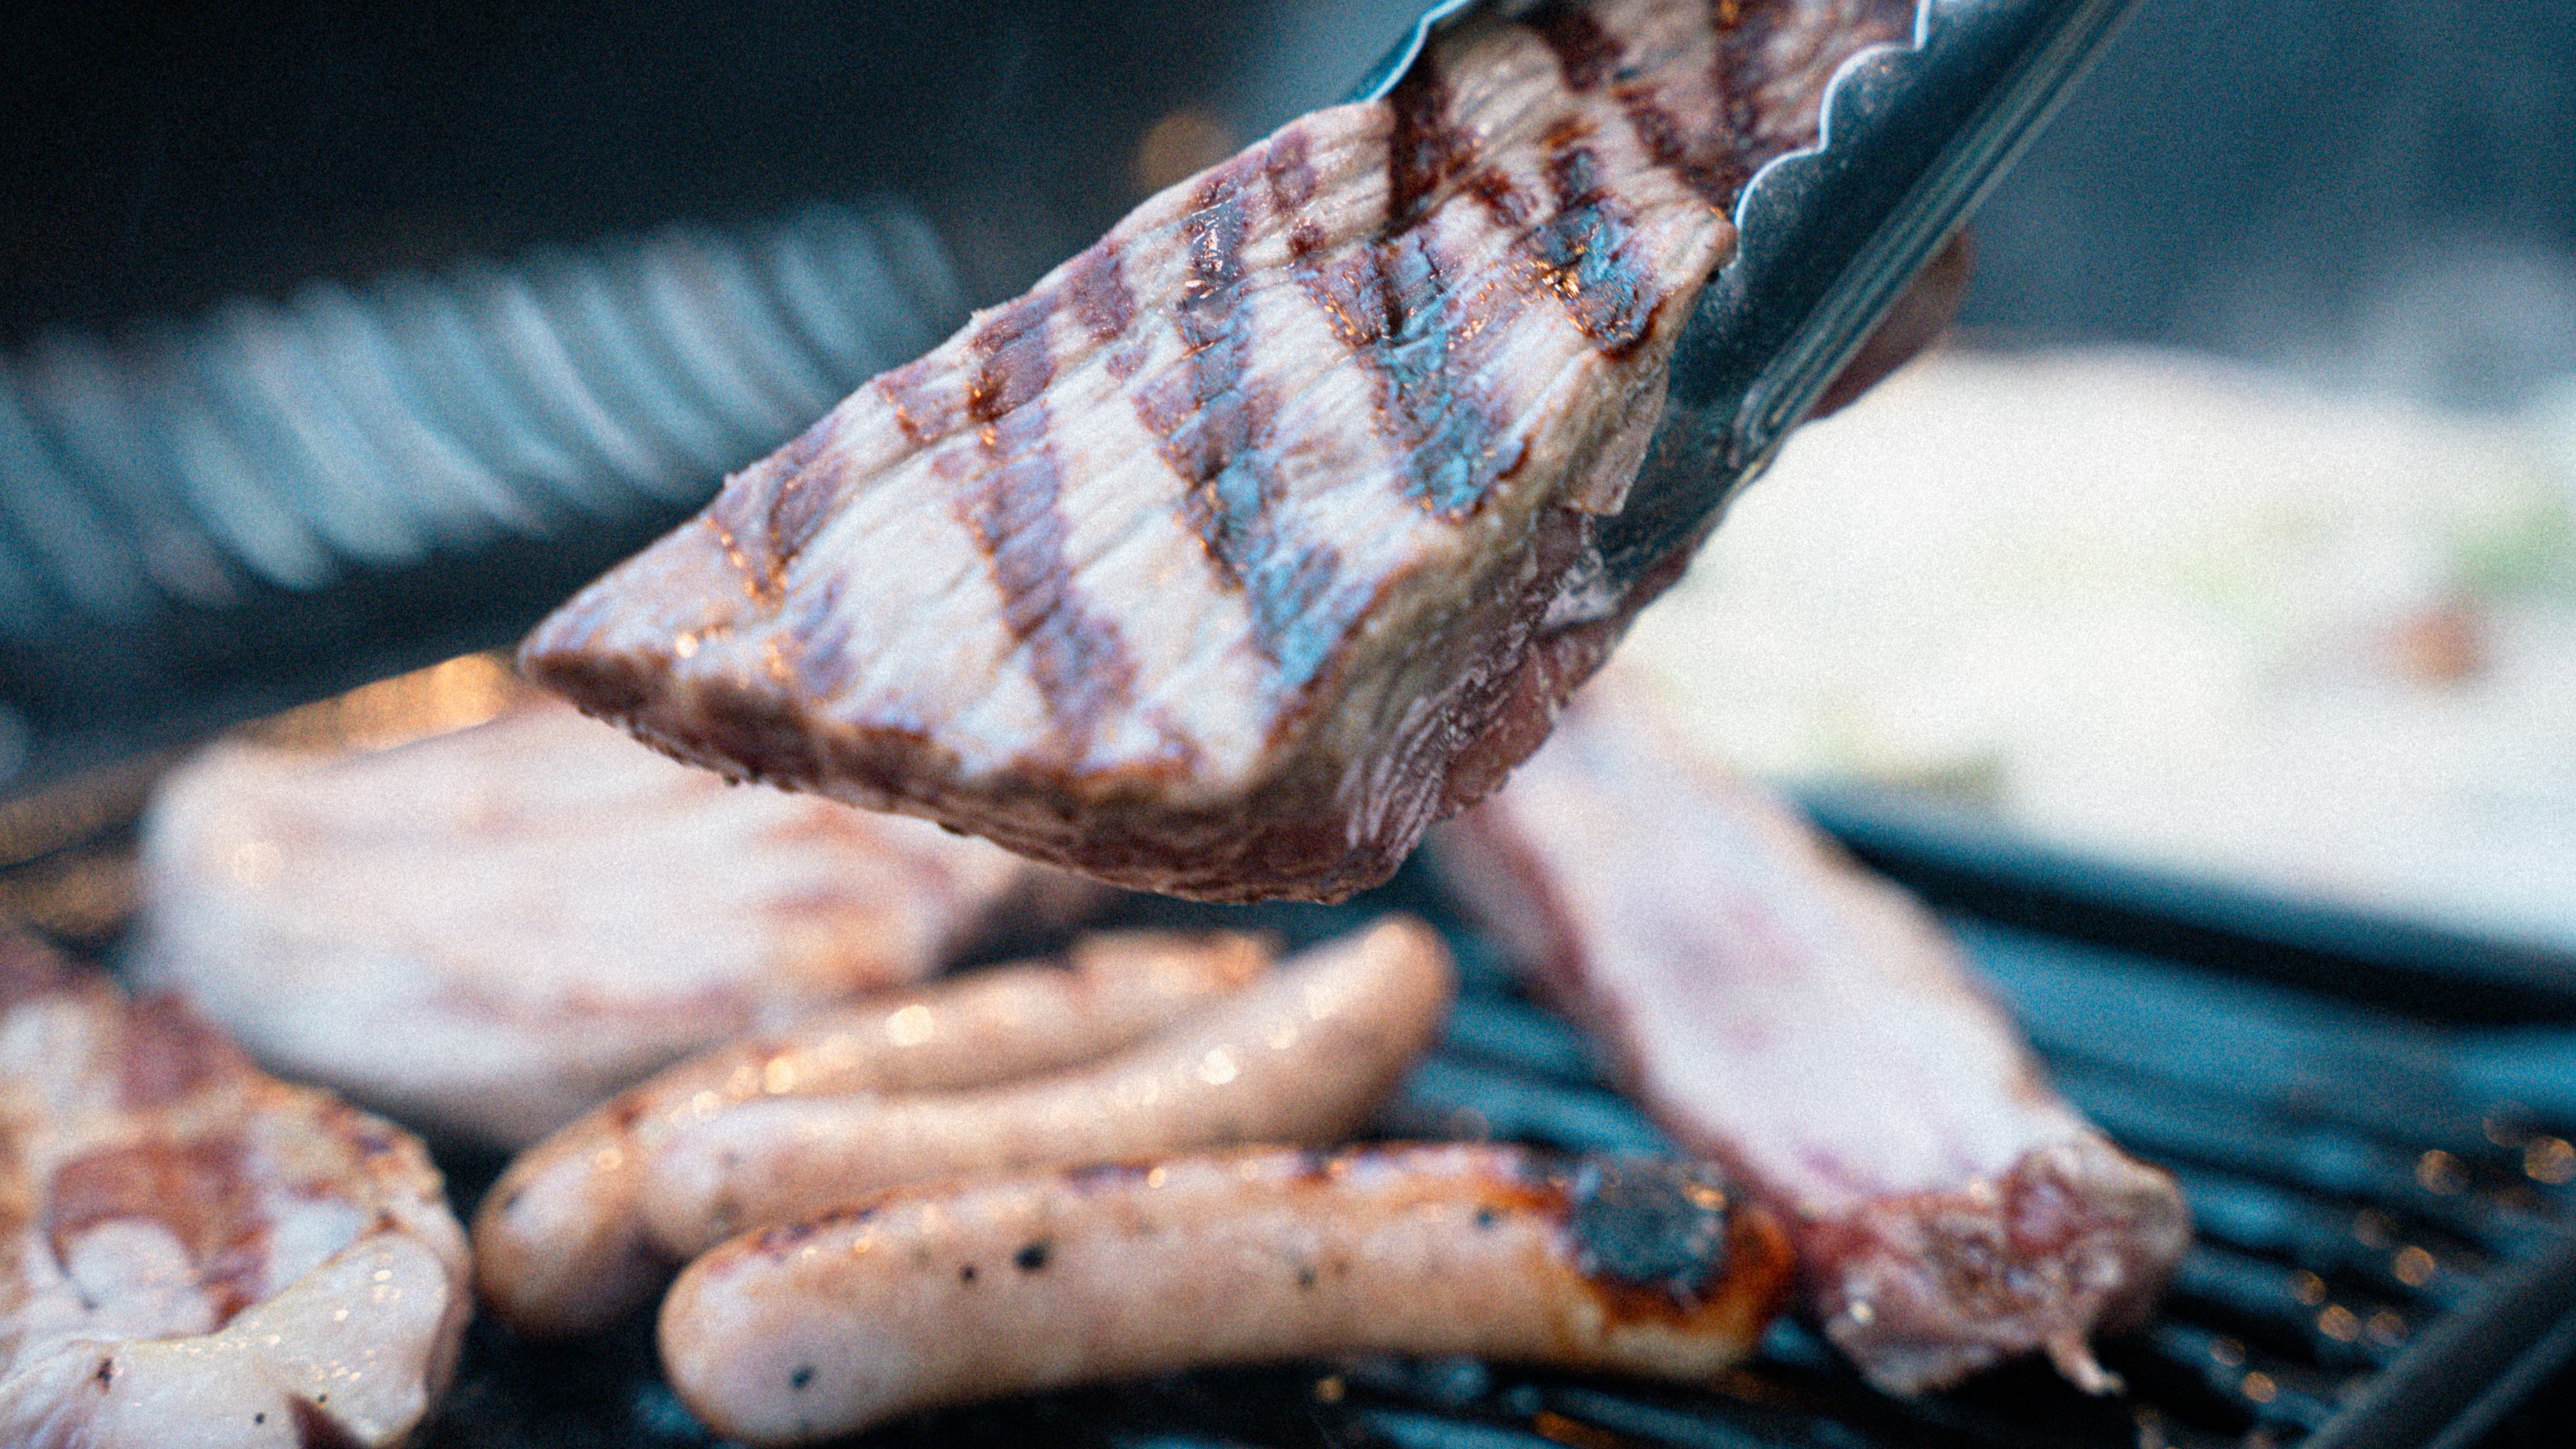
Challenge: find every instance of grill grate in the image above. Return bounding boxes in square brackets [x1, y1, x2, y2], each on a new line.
[7, 778, 2576, 1449]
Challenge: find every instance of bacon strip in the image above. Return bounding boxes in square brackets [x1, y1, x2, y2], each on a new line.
[521, 0, 1913, 902]
[1428, 670, 2190, 1394]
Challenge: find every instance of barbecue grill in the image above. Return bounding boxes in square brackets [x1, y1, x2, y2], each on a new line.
[6, 0, 2575, 1445]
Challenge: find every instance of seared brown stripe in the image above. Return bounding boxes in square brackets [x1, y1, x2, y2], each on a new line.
[1521, 141, 1662, 358]
[120, 995, 237, 1109]
[1387, 58, 1479, 227]
[1136, 155, 1358, 690]
[1265, 129, 1319, 213]
[952, 294, 1140, 750]
[1064, 242, 1136, 347]
[1294, 230, 1526, 519]
[1530, 1, 1624, 92]
[708, 410, 844, 605]
[1528, 0, 1804, 211]
[956, 404, 1139, 753]
[878, 355, 965, 447]
[48, 1136, 268, 1323]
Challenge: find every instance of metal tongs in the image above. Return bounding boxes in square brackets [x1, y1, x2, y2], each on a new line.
[1360, 0, 2138, 601]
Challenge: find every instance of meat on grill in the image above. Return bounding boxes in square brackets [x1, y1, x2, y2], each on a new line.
[659, 1144, 1792, 1444]
[1428, 669, 2191, 1394]
[521, 0, 1915, 903]
[0, 928, 471, 1448]
[131, 696, 1103, 1149]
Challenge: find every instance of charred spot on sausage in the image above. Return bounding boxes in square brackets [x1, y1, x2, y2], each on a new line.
[790, 1366, 816, 1391]
[1015, 1240, 1052, 1273]
[1564, 1158, 1731, 1299]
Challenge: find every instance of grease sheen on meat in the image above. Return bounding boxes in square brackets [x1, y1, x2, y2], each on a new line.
[1429, 670, 2190, 1394]
[0, 930, 471, 1449]
[521, 0, 1914, 901]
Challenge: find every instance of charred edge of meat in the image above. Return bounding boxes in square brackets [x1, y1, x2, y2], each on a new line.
[1807, 1141, 2192, 1394]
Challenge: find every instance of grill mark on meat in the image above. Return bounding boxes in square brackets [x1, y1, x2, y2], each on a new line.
[955, 406, 1140, 755]
[878, 355, 966, 449]
[1387, 61, 1477, 229]
[952, 294, 1141, 754]
[1064, 243, 1136, 346]
[119, 995, 239, 1110]
[1529, 0, 1793, 210]
[706, 412, 845, 607]
[1522, 140, 1661, 358]
[47, 1136, 268, 1323]
[1294, 232, 1527, 519]
[1264, 129, 1319, 214]
[1530, 2, 1624, 92]
[1138, 159, 1353, 690]
[1556, 1157, 1741, 1326]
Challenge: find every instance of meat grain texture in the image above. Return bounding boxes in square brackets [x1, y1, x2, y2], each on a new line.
[0, 929, 471, 1448]
[132, 696, 1099, 1148]
[475, 930, 1277, 1337]
[660, 1143, 1793, 1445]
[522, 0, 1915, 902]
[1431, 668, 2191, 1394]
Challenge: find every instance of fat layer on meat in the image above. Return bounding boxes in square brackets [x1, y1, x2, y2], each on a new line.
[0, 928, 471, 1449]
[132, 696, 1101, 1149]
[1428, 668, 2190, 1394]
[521, 0, 1913, 902]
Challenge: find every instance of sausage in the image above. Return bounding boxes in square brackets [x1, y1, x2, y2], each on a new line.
[639, 916, 1456, 1259]
[659, 1142, 1795, 1444]
[474, 930, 1275, 1336]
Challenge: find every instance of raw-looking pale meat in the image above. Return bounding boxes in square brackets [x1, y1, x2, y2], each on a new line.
[475, 930, 1276, 1337]
[638, 916, 1455, 1258]
[1428, 670, 2190, 1394]
[659, 1143, 1793, 1445]
[0, 928, 471, 1449]
[131, 696, 1103, 1148]
[521, 0, 1914, 902]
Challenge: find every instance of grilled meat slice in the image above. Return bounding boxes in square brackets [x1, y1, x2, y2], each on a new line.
[132, 696, 1103, 1148]
[521, 0, 1914, 902]
[1429, 670, 2190, 1394]
[0, 928, 470, 1448]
